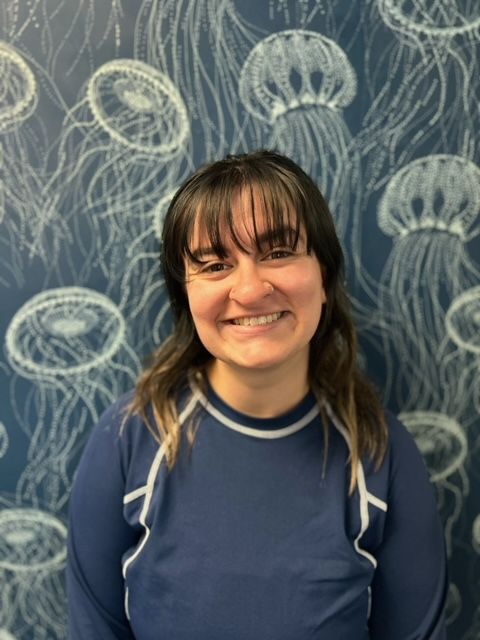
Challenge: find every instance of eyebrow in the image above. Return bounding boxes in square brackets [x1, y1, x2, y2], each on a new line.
[188, 226, 301, 262]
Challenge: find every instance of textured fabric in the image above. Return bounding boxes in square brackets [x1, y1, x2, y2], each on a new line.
[67, 384, 448, 639]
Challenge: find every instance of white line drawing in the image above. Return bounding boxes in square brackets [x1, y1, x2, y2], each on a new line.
[376, 155, 480, 411]
[134, 0, 264, 158]
[87, 59, 189, 156]
[268, 0, 338, 29]
[119, 189, 177, 354]
[355, 1, 480, 301]
[462, 604, 480, 640]
[239, 29, 359, 240]
[0, 424, 8, 460]
[398, 411, 468, 555]
[0, 3, 478, 639]
[39, 59, 191, 287]
[445, 286, 480, 355]
[0, 38, 83, 291]
[377, 1, 480, 43]
[0, 41, 37, 133]
[377, 155, 479, 241]
[0, 507, 66, 639]
[2, 0, 124, 82]
[445, 583, 462, 626]
[0, 41, 43, 288]
[472, 514, 480, 554]
[362, 0, 480, 171]
[5, 287, 140, 512]
[443, 286, 480, 421]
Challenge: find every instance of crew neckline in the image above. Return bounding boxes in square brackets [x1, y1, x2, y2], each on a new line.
[194, 381, 321, 439]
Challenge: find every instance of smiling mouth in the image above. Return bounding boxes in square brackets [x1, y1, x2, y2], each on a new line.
[231, 312, 284, 327]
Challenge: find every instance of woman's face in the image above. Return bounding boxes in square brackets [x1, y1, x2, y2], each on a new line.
[184, 189, 326, 385]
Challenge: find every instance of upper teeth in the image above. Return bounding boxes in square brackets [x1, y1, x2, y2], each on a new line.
[233, 312, 282, 326]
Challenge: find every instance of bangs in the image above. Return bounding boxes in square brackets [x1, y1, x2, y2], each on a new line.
[183, 174, 307, 264]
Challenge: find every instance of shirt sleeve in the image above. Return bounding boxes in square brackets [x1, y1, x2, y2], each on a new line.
[66, 402, 139, 640]
[368, 415, 448, 639]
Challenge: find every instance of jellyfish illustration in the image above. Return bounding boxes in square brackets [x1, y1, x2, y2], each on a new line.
[445, 286, 480, 356]
[0, 41, 48, 288]
[0, 423, 8, 460]
[376, 155, 480, 411]
[134, 0, 264, 158]
[1, 0, 123, 83]
[442, 285, 480, 438]
[5, 287, 140, 513]
[0, 508, 66, 639]
[86, 59, 189, 156]
[239, 30, 359, 240]
[0, 42, 37, 133]
[119, 189, 176, 354]
[358, 0, 480, 214]
[377, 1, 480, 45]
[473, 513, 480, 554]
[444, 583, 462, 626]
[464, 614, 480, 640]
[41, 59, 191, 288]
[398, 411, 468, 554]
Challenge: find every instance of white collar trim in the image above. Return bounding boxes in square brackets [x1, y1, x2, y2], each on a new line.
[195, 389, 321, 439]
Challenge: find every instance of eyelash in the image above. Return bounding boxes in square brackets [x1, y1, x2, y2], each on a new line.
[265, 249, 294, 260]
[198, 248, 295, 274]
[202, 262, 228, 273]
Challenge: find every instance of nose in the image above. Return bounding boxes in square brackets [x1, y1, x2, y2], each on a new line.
[228, 262, 273, 305]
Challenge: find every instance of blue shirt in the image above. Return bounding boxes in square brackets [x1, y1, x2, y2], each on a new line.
[67, 384, 447, 639]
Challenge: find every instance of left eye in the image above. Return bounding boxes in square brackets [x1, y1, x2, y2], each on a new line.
[265, 250, 293, 260]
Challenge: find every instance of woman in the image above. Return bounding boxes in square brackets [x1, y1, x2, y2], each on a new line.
[67, 150, 448, 639]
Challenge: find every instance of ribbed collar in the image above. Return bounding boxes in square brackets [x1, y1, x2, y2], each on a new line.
[194, 381, 321, 439]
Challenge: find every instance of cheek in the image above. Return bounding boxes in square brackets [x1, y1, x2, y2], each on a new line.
[186, 284, 217, 328]
[293, 266, 326, 305]
[299, 272, 327, 330]
[186, 286, 203, 324]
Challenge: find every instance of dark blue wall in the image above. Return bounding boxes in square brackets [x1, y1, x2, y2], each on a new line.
[1, 2, 479, 637]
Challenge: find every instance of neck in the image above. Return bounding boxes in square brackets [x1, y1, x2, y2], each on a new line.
[206, 359, 310, 418]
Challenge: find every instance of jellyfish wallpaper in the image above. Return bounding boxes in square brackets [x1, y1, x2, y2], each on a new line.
[0, 0, 479, 637]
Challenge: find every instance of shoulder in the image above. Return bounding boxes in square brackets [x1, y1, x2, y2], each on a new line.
[94, 389, 136, 435]
[79, 390, 158, 483]
[361, 409, 435, 517]
[73, 390, 170, 515]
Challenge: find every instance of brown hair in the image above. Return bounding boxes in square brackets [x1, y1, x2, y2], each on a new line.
[130, 149, 388, 492]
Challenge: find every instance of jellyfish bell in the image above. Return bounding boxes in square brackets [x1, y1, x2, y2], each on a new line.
[239, 29, 357, 125]
[5, 287, 126, 380]
[0, 42, 37, 134]
[445, 286, 480, 355]
[378, 155, 480, 242]
[398, 411, 467, 482]
[87, 59, 189, 156]
[42, 306, 100, 339]
[377, 0, 480, 44]
[0, 508, 66, 574]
